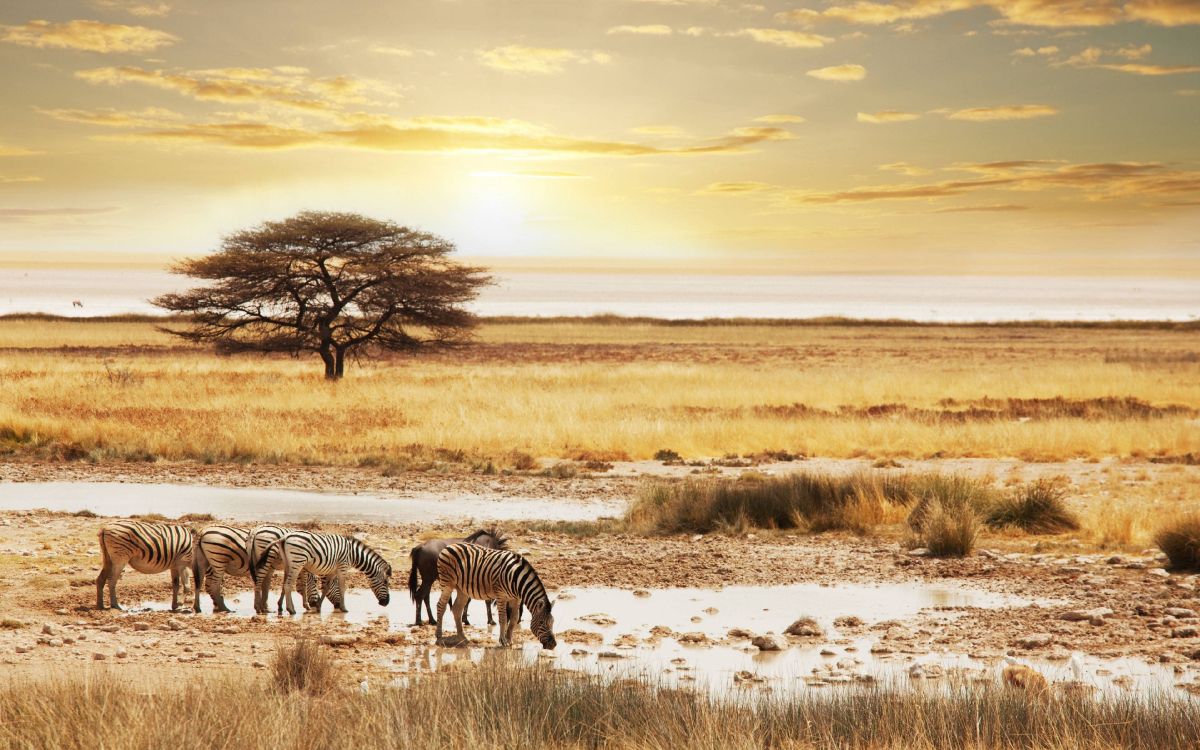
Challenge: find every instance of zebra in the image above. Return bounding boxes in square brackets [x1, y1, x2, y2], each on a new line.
[254, 530, 392, 616]
[435, 543, 556, 650]
[95, 520, 194, 611]
[192, 524, 331, 614]
[407, 528, 510, 626]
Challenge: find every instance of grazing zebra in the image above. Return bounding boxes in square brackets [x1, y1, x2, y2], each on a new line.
[435, 543, 556, 649]
[408, 528, 509, 626]
[192, 524, 329, 614]
[254, 531, 392, 616]
[95, 520, 194, 611]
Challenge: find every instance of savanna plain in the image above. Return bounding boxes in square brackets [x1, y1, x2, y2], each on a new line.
[2, 315, 1200, 749]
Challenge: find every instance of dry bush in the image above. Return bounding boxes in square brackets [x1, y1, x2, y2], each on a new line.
[271, 638, 339, 696]
[1155, 514, 1200, 570]
[1085, 499, 1143, 549]
[914, 497, 980, 557]
[984, 479, 1080, 534]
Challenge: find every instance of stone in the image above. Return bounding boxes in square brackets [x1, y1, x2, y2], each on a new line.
[834, 615, 864, 628]
[677, 632, 708, 645]
[99, 625, 119, 633]
[92, 652, 107, 660]
[133, 623, 151, 632]
[784, 617, 824, 638]
[115, 647, 128, 659]
[597, 651, 624, 659]
[1171, 627, 1198, 638]
[727, 628, 754, 639]
[1061, 607, 1114, 622]
[319, 634, 359, 646]
[41, 624, 55, 636]
[251, 660, 267, 668]
[1016, 633, 1054, 649]
[1148, 569, 1171, 579]
[1166, 608, 1197, 619]
[579, 613, 616, 627]
[166, 618, 185, 631]
[751, 633, 788, 652]
[632, 590, 650, 598]
[907, 548, 930, 557]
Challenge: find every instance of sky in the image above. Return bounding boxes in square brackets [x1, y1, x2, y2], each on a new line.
[0, 0, 1198, 274]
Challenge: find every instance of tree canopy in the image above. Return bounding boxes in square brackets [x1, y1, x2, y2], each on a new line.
[153, 211, 490, 379]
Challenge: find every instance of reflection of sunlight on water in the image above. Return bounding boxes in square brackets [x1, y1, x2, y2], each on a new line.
[142, 581, 1196, 698]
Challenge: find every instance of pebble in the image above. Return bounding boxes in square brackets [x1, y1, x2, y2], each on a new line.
[751, 633, 788, 652]
[784, 617, 824, 638]
[92, 652, 107, 661]
[1172, 627, 1198, 638]
[1060, 608, 1114, 622]
[133, 623, 151, 632]
[41, 624, 55, 636]
[166, 619, 185, 631]
[1016, 633, 1054, 649]
[1166, 608, 1197, 619]
[1149, 569, 1171, 579]
[99, 625, 119, 633]
[115, 647, 128, 659]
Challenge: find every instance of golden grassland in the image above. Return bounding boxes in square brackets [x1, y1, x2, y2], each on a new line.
[0, 316, 1197, 465]
[3, 660, 1198, 750]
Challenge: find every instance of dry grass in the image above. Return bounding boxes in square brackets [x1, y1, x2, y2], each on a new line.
[271, 638, 339, 695]
[0, 318, 1197, 464]
[0, 662, 1196, 750]
[983, 479, 1081, 534]
[1154, 513, 1200, 570]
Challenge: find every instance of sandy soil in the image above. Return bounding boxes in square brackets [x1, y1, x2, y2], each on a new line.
[0, 459, 1198, 689]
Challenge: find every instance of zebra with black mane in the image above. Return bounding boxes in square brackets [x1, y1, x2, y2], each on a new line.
[193, 524, 331, 614]
[254, 530, 392, 615]
[95, 519, 194, 611]
[435, 543, 556, 649]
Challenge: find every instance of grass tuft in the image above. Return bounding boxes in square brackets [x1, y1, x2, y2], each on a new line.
[1154, 513, 1200, 570]
[270, 639, 338, 696]
[913, 497, 980, 557]
[984, 479, 1080, 534]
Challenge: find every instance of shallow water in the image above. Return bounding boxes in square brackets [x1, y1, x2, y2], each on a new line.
[142, 581, 1195, 697]
[0, 481, 621, 523]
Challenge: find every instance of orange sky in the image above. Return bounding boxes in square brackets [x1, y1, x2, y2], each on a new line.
[1, 0, 1198, 274]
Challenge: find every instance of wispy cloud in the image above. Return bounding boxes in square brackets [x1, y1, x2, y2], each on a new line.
[754, 114, 806, 123]
[732, 28, 834, 48]
[477, 45, 611, 74]
[76, 66, 397, 113]
[932, 203, 1029, 212]
[880, 161, 932, 176]
[946, 104, 1059, 120]
[608, 24, 674, 35]
[0, 19, 176, 53]
[91, 1, 172, 17]
[36, 106, 183, 127]
[778, 1, 1200, 29]
[806, 63, 867, 81]
[857, 110, 920, 123]
[0, 206, 121, 222]
[0, 145, 41, 157]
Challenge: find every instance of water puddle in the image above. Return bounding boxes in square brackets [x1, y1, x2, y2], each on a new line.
[0, 481, 621, 523]
[139, 581, 1197, 698]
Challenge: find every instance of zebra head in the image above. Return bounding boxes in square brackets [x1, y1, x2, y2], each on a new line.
[350, 537, 392, 607]
[529, 599, 556, 650]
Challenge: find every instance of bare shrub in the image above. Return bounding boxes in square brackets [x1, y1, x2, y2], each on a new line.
[271, 639, 338, 696]
[985, 479, 1080, 534]
[1155, 514, 1200, 570]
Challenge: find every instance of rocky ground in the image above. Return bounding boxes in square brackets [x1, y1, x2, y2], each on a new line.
[0, 459, 1198, 694]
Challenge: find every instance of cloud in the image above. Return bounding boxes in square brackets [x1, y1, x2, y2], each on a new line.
[732, 28, 834, 47]
[472, 170, 588, 179]
[477, 45, 610, 74]
[91, 113, 794, 157]
[76, 65, 396, 113]
[0, 145, 41, 157]
[932, 203, 1029, 212]
[369, 44, 415, 57]
[608, 24, 674, 35]
[0, 19, 176, 53]
[0, 176, 43, 183]
[632, 125, 690, 136]
[1092, 62, 1200, 74]
[879, 161, 932, 175]
[0, 206, 121, 222]
[91, 1, 172, 17]
[701, 181, 777, 193]
[946, 104, 1059, 120]
[754, 114, 806, 123]
[857, 110, 920, 123]
[791, 160, 1200, 204]
[806, 63, 867, 81]
[36, 106, 183, 127]
[1012, 45, 1059, 55]
[1178, 88, 1200, 95]
[777, 1, 1200, 29]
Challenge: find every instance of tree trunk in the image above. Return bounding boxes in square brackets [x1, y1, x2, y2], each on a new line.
[334, 347, 346, 379]
[319, 346, 338, 380]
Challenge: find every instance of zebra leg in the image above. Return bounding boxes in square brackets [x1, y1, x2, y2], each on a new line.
[170, 567, 182, 611]
[487, 599, 496, 627]
[417, 577, 436, 625]
[333, 571, 348, 613]
[497, 601, 509, 647]
[462, 596, 472, 627]
[451, 593, 468, 643]
[106, 557, 125, 610]
[95, 545, 111, 610]
[506, 602, 519, 644]
[280, 569, 297, 616]
[209, 568, 231, 613]
[434, 589, 451, 643]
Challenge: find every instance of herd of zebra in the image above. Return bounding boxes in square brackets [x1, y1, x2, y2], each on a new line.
[93, 519, 557, 649]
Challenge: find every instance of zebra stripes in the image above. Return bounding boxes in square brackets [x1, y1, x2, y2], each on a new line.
[256, 530, 392, 615]
[192, 524, 328, 614]
[95, 520, 194, 611]
[435, 543, 556, 649]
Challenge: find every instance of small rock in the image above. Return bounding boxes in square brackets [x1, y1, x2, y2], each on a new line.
[1172, 627, 1198, 638]
[115, 647, 128, 659]
[251, 660, 266, 668]
[677, 632, 708, 645]
[47, 638, 63, 648]
[1106, 556, 1125, 565]
[1061, 608, 1114, 622]
[319, 634, 359, 646]
[166, 618, 185, 631]
[1017, 633, 1054, 649]
[632, 590, 650, 598]
[133, 623, 151, 632]
[727, 628, 754, 639]
[92, 652, 107, 661]
[215, 626, 240, 635]
[834, 615, 864, 628]
[907, 548, 930, 557]
[784, 617, 824, 638]
[99, 625, 119, 633]
[751, 633, 788, 652]
[597, 651, 624, 659]
[1166, 608, 1197, 619]
[41, 624, 55, 636]
[1148, 569, 1171, 579]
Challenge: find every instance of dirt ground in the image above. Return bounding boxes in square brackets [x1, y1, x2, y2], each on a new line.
[1, 458, 1198, 689]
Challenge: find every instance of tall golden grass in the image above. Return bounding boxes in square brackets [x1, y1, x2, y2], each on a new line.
[1, 661, 1196, 750]
[0, 318, 1196, 464]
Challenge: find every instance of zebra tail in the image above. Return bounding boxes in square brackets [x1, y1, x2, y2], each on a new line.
[254, 534, 293, 576]
[246, 528, 260, 578]
[407, 546, 420, 602]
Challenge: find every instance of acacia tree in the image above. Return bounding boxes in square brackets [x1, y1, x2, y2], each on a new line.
[153, 211, 490, 379]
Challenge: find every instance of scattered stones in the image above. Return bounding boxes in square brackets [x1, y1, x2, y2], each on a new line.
[579, 613, 616, 627]
[1016, 633, 1054, 649]
[751, 633, 788, 652]
[784, 617, 824, 638]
